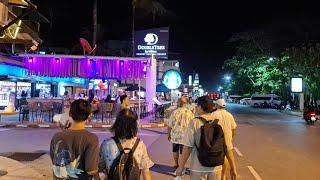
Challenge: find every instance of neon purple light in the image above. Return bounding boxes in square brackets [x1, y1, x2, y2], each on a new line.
[23, 56, 147, 80]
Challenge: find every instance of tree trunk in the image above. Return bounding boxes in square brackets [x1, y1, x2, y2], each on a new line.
[93, 0, 97, 55]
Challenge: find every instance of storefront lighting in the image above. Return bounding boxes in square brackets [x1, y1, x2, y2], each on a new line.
[13, 20, 22, 39]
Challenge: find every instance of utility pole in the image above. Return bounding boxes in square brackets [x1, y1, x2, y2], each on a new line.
[92, 0, 97, 55]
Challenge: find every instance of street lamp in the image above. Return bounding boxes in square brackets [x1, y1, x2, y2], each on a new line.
[224, 75, 231, 81]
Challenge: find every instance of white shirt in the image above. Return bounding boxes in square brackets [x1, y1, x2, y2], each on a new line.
[182, 111, 237, 172]
[100, 137, 154, 170]
[211, 108, 237, 150]
[166, 107, 194, 144]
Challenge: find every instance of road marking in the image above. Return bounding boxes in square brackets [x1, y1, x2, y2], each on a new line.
[234, 147, 243, 157]
[248, 166, 262, 180]
[0, 128, 10, 132]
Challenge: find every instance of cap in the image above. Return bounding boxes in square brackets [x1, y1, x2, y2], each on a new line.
[216, 99, 226, 107]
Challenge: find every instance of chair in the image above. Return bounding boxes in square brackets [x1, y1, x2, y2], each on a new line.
[42, 102, 54, 122]
[29, 102, 44, 123]
[103, 103, 114, 124]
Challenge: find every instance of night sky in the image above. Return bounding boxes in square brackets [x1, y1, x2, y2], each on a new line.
[33, 0, 320, 91]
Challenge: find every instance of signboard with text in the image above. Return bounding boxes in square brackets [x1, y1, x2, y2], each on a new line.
[134, 27, 169, 59]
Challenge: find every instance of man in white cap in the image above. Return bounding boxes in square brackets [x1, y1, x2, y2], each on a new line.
[211, 99, 237, 180]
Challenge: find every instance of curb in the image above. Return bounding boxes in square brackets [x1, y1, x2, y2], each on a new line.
[0, 123, 166, 129]
[280, 110, 303, 117]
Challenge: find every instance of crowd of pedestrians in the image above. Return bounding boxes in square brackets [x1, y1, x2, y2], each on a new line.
[49, 95, 238, 180]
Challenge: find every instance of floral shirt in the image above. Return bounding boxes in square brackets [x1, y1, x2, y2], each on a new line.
[166, 107, 194, 144]
[99, 137, 154, 171]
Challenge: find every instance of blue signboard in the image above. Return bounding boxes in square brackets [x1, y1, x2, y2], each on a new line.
[134, 27, 169, 59]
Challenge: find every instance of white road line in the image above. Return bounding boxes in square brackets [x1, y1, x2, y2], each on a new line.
[234, 147, 243, 157]
[0, 128, 10, 132]
[248, 166, 262, 180]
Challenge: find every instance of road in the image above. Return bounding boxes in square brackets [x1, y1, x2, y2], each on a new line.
[0, 104, 319, 180]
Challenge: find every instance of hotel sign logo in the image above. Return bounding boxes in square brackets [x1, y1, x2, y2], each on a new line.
[135, 27, 169, 59]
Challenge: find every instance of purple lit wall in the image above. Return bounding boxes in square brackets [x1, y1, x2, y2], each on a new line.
[24, 56, 147, 80]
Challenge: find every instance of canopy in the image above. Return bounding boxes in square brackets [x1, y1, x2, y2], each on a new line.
[156, 83, 170, 93]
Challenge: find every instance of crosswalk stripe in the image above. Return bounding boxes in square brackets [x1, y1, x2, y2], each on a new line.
[248, 166, 262, 180]
[234, 147, 243, 157]
[0, 128, 10, 132]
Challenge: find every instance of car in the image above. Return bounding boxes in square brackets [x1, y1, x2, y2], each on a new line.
[227, 95, 242, 103]
[240, 98, 251, 105]
[249, 94, 282, 108]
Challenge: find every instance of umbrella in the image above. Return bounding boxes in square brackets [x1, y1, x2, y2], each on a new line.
[125, 85, 146, 91]
[156, 83, 170, 93]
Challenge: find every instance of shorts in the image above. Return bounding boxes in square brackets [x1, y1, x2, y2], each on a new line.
[190, 170, 222, 180]
[172, 143, 183, 154]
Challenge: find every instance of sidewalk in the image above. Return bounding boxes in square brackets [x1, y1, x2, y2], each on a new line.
[0, 156, 44, 180]
[0, 114, 166, 129]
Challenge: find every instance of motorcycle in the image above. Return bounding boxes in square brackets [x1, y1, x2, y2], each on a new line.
[303, 108, 318, 125]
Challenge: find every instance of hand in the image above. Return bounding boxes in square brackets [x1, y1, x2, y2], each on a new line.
[175, 166, 184, 176]
[230, 168, 238, 180]
[168, 135, 171, 141]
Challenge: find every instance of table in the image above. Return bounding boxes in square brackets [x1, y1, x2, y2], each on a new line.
[0, 111, 18, 122]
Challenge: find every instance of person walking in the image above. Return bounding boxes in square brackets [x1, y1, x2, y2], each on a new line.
[166, 96, 194, 170]
[187, 96, 196, 114]
[212, 99, 237, 180]
[50, 99, 100, 179]
[120, 94, 130, 110]
[99, 109, 153, 180]
[176, 96, 238, 180]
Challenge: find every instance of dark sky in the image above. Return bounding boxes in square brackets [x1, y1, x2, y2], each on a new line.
[33, 0, 320, 91]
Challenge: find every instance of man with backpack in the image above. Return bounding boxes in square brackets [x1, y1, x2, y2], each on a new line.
[176, 96, 238, 180]
[212, 99, 237, 180]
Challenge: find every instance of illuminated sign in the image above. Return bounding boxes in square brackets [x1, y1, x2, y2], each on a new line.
[162, 70, 182, 90]
[291, 77, 303, 93]
[135, 27, 169, 59]
[188, 75, 192, 86]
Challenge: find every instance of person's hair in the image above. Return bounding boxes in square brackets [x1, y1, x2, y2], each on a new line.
[105, 95, 112, 102]
[69, 99, 91, 122]
[196, 95, 214, 113]
[178, 96, 187, 107]
[120, 95, 128, 104]
[111, 109, 138, 139]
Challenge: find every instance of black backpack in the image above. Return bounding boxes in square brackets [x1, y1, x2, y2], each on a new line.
[108, 137, 141, 180]
[195, 117, 227, 167]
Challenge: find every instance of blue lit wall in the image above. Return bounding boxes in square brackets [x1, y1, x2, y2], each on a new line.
[0, 64, 85, 84]
[0, 64, 28, 77]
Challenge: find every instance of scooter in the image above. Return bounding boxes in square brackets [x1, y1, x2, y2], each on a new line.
[303, 109, 318, 125]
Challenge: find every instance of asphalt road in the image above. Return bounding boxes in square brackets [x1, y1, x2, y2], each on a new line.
[0, 104, 319, 180]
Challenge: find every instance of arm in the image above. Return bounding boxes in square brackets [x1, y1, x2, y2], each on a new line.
[232, 129, 236, 138]
[142, 169, 152, 180]
[226, 149, 238, 180]
[175, 146, 192, 176]
[167, 127, 172, 141]
[86, 136, 100, 180]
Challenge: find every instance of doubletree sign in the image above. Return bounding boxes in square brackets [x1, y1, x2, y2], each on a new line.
[162, 70, 182, 90]
[134, 27, 169, 59]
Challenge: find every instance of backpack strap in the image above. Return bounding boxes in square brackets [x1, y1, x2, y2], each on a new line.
[112, 137, 124, 152]
[131, 138, 140, 153]
[196, 116, 208, 124]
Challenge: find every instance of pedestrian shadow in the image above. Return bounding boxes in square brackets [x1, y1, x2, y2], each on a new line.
[150, 163, 175, 176]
